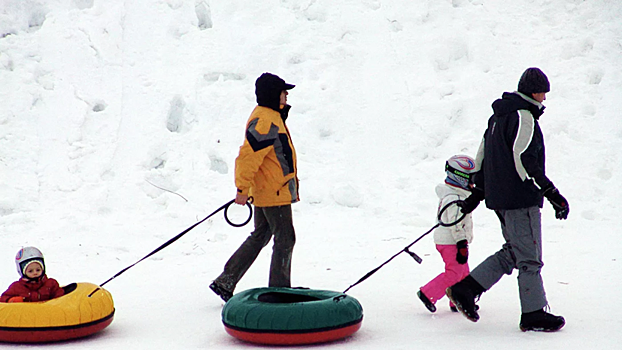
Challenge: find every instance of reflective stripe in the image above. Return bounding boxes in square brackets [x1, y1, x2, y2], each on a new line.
[513, 110, 534, 181]
[474, 136, 485, 172]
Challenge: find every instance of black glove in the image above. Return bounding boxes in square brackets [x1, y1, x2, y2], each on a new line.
[456, 240, 469, 264]
[542, 185, 569, 220]
[457, 187, 485, 214]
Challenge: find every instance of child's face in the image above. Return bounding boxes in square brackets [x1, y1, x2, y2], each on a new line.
[24, 262, 43, 279]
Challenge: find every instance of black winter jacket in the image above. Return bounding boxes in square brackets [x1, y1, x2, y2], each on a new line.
[473, 92, 553, 210]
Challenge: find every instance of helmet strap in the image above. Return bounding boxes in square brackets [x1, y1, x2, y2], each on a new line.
[445, 161, 472, 182]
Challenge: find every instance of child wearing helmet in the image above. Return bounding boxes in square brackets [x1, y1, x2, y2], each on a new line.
[417, 155, 477, 313]
[0, 247, 64, 303]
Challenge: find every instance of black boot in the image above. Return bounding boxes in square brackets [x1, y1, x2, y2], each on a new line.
[451, 304, 479, 313]
[520, 309, 565, 332]
[446, 275, 485, 322]
[209, 281, 233, 302]
[417, 290, 436, 313]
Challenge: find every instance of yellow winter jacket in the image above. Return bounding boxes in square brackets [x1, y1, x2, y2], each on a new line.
[235, 105, 299, 207]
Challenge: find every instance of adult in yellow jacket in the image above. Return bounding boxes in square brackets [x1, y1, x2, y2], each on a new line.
[210, 73, 299, 302]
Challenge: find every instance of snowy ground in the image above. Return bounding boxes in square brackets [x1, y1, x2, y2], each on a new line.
[1, 0, 621, 349]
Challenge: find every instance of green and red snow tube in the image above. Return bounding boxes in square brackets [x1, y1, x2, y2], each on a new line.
[222, 287, 363, 345]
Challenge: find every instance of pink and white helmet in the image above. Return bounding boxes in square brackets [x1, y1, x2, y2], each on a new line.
[15, 246, 45, 278]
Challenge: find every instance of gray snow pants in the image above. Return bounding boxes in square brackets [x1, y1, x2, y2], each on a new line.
[214, 204, 295, 292]
[470, 206, 548, 313]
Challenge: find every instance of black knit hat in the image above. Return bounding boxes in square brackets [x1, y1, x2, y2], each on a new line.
[518, 67, 550, 95]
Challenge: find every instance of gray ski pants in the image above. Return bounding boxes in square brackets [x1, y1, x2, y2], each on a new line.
[214, 204, 295, 292]
[470, 206, 548, 313]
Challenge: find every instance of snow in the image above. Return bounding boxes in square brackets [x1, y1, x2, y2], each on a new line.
[1, 0, 621, 348]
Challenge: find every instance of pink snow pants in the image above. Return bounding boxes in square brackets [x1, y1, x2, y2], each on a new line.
[420, 244, 470, 305]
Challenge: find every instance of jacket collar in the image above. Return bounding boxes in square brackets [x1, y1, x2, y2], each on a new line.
[515, 91, 544, 109]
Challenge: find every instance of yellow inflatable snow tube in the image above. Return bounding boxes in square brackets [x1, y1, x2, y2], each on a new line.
[0, 282, 114, 343]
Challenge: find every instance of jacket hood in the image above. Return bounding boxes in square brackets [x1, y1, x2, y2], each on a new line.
[255, 73, 294, 111]
[492, 92, 545, 119]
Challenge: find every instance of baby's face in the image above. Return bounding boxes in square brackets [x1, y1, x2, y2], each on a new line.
[25, 262, 43, 279]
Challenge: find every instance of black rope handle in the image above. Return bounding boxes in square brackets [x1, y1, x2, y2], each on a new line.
[342, 199, 466, 294]
[89, 198, 253, 297]
[224, 199, 253, 227]
[438, 200, 466, 227]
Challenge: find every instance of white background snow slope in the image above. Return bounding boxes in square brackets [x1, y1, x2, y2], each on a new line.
[1, 0, 621, 349]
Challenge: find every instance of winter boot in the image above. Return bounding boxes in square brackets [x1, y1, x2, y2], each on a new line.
[417, 290, 437, 313]
[451, 304, 479, 313]
[209, 281, 233, 302]
[446, 275, 486, 322]
[519, 309, 565, 332]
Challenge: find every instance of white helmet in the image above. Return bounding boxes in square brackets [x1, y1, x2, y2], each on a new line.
[15, 246, 45, 278]
[445, 155, 476, 190]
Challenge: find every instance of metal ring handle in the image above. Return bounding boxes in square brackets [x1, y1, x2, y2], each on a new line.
[437, 199, 466, 227]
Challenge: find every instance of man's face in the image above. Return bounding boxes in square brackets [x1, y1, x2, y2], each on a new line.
[280, 90, 288, 106]
[532, 92, 546, 103]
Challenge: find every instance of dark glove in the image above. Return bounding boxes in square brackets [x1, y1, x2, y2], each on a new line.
[542, 186, 569, 220]
[457, 187, 485, 214]
[456, 239, 469, 264]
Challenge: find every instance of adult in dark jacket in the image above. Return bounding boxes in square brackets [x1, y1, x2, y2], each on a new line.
[446, 68, 568, 332]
